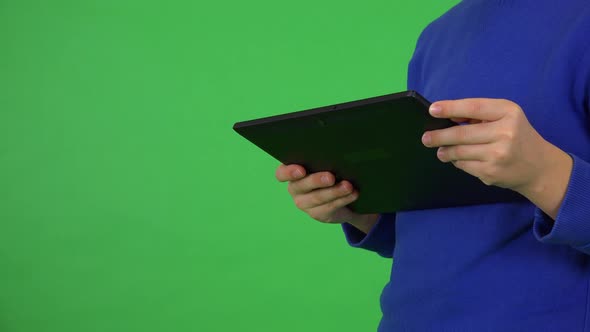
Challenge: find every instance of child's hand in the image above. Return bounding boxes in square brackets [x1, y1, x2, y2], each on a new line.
[421, 98, 564, 195]
[275, 163, 379, 233]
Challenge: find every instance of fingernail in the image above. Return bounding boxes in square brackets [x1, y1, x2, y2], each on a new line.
[422, 132, 431, 145]
[341, 182, 351, 192]
[429, 104, 442, 115]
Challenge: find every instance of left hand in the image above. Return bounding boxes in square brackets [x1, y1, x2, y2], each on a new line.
[421, 98, 553, 193]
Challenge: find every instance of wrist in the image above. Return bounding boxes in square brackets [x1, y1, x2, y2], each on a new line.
[347, 213, 380, 234]
[517, 141, 563, 195]
[515, 141, 573, 220]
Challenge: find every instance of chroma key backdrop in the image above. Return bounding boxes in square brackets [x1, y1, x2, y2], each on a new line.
[0, 1, 458, 331]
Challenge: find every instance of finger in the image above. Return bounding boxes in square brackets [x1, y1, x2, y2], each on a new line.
[276, 163, 306, 182]
[306, 190, 359, 223]
[423, 121, 498, 147]
[293, 180, 354, 210]
[288, 171, 334, 196]
[451, 159, 485, 180]
[429, 98, 511, 122]
[450, 117, 470, 123]
[437, 144, 488, 163]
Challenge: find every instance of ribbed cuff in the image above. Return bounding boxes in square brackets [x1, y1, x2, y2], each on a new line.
[533, 153, 590, 249]
[341, 213, 396, 258]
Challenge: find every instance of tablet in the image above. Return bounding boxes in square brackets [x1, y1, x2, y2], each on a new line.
[232, 90, 525, 213]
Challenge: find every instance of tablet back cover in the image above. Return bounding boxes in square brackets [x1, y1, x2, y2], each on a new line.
[233, 91, 524, 214]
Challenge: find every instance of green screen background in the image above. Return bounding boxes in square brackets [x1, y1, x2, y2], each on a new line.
[0, 1, 459, 331]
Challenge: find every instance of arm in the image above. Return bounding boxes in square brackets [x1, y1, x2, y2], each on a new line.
[515, 141, 573, 221]
[528, 151, 590, 255]
[422, 98, 590, 255]
[341, 213, 396, 258]
[347, 213, 380, 234]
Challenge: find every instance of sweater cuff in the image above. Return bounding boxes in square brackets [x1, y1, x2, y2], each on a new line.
[341, 213, 396, 257]
[533, 153, 590, 248]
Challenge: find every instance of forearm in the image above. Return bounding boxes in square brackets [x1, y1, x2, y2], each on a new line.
[346, 213, 380, 234]
[515, 141, 574, 221]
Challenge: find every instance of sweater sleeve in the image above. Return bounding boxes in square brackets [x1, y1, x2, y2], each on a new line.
[532, 153, 590, 254]
[341, 213, 396, 258]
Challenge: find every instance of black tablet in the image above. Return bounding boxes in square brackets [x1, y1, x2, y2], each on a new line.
[232, 90, 524, 213]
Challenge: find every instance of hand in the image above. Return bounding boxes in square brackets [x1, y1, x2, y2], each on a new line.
[275, 163, 379, 233]
[420, 98, 561, 194]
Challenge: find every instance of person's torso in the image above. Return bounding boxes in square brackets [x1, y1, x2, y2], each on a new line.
[380, 1, 590, 330]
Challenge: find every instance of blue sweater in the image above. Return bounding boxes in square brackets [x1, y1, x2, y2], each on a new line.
[342, 0, 590, 331]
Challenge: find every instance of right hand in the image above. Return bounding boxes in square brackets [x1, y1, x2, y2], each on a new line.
[275, 163, 380, 232]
